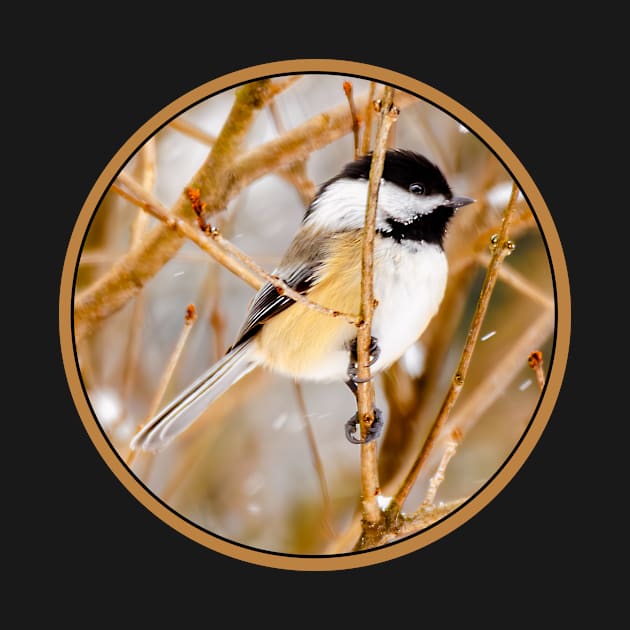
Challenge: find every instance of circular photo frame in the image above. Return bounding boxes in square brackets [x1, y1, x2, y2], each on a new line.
[60, 60, 569, 570]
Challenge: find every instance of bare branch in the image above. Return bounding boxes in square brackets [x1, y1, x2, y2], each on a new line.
[118, 140, 157, 429]
[360, 82, 376, 155]
[208, 274, 227, 363]
[327, 497, 469, 554]
[267, 74, 303, 98]
[343, 81, 361, 159]
[394, 498, 468, 541]
[389, 182, 520, 518]
[421, 428, 462, 508]
[436, 311, 553, 451]
[126, 304, 198, 467]
[475, 251, 554, 310]
[294, 383, 335, 539]
[356, 87, 399, 533]
[112, 177, 262, 288]
[268, 100, 316, 206]
[168, 118, 217, 146]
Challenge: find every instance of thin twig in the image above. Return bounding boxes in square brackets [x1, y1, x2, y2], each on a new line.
[475, 251, 554, 310]
[79, 251, 220, 265]
[528, 350, 546, 391]
[126, 304, 198, 466]
[118, 140, 157, 429]
[159, 370, 267, 503]
[431, 311, 554, 464]
[131, 138, 157, 241]
[421, 428, 462, 507]
[113, 175, 360, 328]
[395, 498, 468, 541]
[356, 87, 399, 534]
[326, 497, 468, 554]
[386, 90, 398, 149]
[388, 182, 520, 519]
[343, 81, 361, 159]
[268, 100, 316, 206]
[168, 118, 217, 147]
[293, 383, 335, 539]
[112, 177, 262, 288]
[208, 272, 227, 363]
[409, 105, 452, 176]
[360, 82, 376, 155]
[267, 74, 303, 98]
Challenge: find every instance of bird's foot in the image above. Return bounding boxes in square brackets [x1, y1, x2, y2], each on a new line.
[344, 407, 383, 444]
[346, 336, 380, 386]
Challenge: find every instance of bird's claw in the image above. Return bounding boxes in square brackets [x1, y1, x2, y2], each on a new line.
[345, 407, 383, 444]
[346, 336, 380, 384]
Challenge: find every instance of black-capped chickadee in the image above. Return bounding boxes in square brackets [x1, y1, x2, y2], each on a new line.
[131, 149, 474, 452]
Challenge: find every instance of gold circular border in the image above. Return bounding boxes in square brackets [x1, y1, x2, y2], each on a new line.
[59, 59, 570, 571]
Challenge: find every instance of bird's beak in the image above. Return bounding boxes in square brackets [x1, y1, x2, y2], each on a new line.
[445, 196, 475, 209]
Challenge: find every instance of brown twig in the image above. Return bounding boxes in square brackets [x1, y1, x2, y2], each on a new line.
[386, 90, 398, 149]
[112, 177, 262, 288]
[528, 350, 546, 391]
[112, 175, 360, 328]
[355, 87, 399, 537]
[168, 118, 217, 147]
[158, 368, 268, 503]
[388, 182, 520, 519]
[131, 138, 156, 242]
[79, 251, 225, 265]
[475, 251, 554, 310]
[393, 498, 468, 541]
[209, 281, 227, 363]
[421, 428, 462, 508]
[327, 497, 468, 554]
[409, 105, 452, 175]
[427, 310, 554, 471]
[343, 81, 361, 159]
[293, 383, 335, 539]
[126, 304, 198, 466]
[268, 100, 316, 206]
[118, 140, 157, 429]
[360, 82, 376, 155]
[267, 74, 303, 98]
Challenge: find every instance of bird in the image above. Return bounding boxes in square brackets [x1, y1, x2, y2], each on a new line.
[131, 148, 474, 452]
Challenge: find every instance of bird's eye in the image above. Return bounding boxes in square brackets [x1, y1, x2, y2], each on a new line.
[409, 183, 425, 195]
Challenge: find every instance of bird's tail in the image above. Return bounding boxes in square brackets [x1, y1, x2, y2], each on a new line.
[130, 341, 256, 452]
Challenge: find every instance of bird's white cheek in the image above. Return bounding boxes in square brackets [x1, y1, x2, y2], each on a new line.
[378, 182, 446, 224]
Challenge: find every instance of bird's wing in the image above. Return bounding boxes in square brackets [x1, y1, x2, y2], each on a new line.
[231, 228, 327, 348]
[231, 265, 315, 347]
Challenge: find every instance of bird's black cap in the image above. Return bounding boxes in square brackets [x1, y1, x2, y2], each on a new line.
[338, 148, 453, 199]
